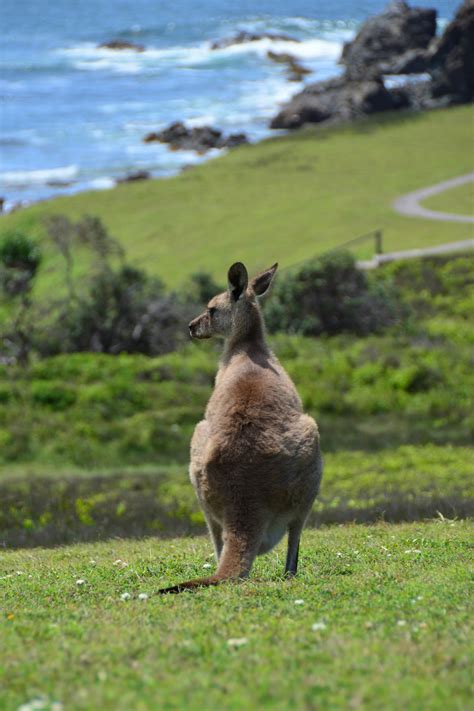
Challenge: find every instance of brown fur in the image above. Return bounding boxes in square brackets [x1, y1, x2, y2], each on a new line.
[158, 262, 322, 593]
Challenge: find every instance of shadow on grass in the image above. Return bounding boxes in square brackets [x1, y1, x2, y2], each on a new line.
[1, 470, 472, 549]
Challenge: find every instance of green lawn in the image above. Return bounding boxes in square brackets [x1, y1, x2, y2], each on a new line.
[422, 180, 474, 217]
[1, 105, 473, 294]
[1, 520, 471, 711]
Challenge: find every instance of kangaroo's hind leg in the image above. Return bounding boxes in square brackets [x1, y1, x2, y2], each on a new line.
[204, 511, 223, 562]
[284, 517, 307, 577]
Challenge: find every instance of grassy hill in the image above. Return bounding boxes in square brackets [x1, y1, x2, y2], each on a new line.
[1, 105, 473, 294]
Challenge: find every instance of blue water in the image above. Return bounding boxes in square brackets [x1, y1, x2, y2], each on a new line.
[0, 0, 459, 207]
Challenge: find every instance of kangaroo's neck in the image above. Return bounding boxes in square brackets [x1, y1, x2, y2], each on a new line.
[222, 308, 270, 366]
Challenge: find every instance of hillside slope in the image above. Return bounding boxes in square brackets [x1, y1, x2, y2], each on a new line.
[1, 105, 473, 290]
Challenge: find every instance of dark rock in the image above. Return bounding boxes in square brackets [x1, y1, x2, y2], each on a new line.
[223, 132, 248, 148]
[143, 122, 248, 153]
[267, 51, 311, 81]
[389, 79, 456, 110]
[117, 170, 151, 183]
[428, 0, 474, 101]
[341, 1, 437, 79]
[379, 48, 429, 74]
[211, 31, 300, 51]
[270, 76, 399, 129]
[98, 39, 145, 52]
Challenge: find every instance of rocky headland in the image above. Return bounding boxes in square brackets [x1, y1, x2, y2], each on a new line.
[271, 0, 474, 130]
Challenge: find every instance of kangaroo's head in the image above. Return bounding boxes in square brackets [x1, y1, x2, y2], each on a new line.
[188, 262, 278, 341]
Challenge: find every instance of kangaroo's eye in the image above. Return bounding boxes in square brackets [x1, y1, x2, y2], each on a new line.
[208, 307, 216, 317]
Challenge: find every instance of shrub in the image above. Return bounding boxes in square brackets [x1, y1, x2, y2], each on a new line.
[36, 264, 193, 357]
[265, 250, 398, 336]
[0, 231, 41, 276]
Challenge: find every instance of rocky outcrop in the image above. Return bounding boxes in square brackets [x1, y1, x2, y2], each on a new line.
[270, 1, 473, 131]
[98, 40, 145, 52]
[341, 1, 436, 79]
[267, 51, 311, 81]
[428, 0, 474, 101]
[143, 122, 248, 153]
[211, 31, 299, 50]
[378, 48, 429, 75]
[270, 76, 406, 129]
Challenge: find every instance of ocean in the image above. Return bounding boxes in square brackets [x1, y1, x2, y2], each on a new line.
[0, 0, 458, 208]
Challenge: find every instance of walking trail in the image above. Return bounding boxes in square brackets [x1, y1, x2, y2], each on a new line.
[357, 173, 474, 268]
[393, 172, 474, 224]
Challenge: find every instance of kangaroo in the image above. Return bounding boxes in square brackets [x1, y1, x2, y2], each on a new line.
[159, 262, 322, 593]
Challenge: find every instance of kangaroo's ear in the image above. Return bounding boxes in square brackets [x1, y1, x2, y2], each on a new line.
[228, 262, 248, 301]
[250, 263, 278, 297]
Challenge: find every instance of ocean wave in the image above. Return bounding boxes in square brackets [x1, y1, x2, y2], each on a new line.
[58, 31, 344, 74]
[0, 165, 78, 188]
[87, 177, 116, 190]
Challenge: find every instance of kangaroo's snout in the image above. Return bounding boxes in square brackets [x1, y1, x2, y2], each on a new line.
[188, 313, 210, 339]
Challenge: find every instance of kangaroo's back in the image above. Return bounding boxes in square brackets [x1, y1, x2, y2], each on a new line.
[158, 262, 322, 594]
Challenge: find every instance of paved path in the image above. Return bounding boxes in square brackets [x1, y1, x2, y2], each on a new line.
[393, 172, 474, 224]
[358, 238, 474, 269]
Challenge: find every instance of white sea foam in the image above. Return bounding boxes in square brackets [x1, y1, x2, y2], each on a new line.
[87, 177, 116, 190]
[58, 33, 343, 74]
[0, 165, 78, 187]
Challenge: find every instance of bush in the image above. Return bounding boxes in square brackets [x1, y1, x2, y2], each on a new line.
[36, 264, 193, 357]
[0, 231, 41, 275]
[265, 250, 398, 336]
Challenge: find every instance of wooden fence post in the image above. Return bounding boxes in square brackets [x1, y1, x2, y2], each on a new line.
[374, 230, 383, 255]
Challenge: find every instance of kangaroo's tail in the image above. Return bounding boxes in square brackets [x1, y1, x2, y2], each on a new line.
[157, 573, 222, 594]
[157, 532, 258, 595]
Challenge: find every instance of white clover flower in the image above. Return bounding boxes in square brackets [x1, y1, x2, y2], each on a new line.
[89, 559, 97, 565]
[312, 622, 327, 631]
[113, 559, 129, 568]
[202, 563, 212, 569]
[76, 579, 85, 586]
[397, 620, 407, 626]
[227, 637, 248, 648]
[138, 593, 149, 601]
[336, 552, 343, 557]
[294, 599, 304, 605]
[120, 592, 131, 601]
[18, 699, 63, 711]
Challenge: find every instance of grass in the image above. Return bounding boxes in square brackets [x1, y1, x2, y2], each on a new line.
[1, 444, 472, 548]
[1, 519, 472, 711]
[0, 105, 473, 295]
[422, 180, 474, 217]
